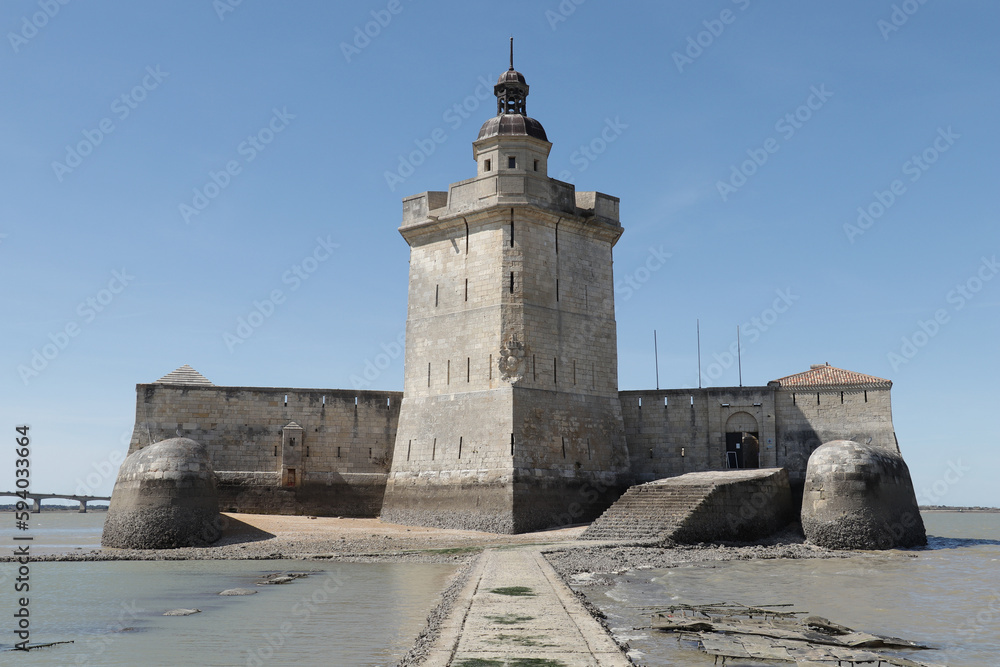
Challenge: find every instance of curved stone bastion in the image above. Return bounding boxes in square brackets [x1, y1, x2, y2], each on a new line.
[102, 437, 222, 549]
[801, 439, 926, 549]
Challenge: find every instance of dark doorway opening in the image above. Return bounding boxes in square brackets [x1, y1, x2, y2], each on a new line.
[725, 431, 760, 469]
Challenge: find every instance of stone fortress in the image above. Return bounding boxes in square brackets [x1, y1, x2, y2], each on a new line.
[121, 49, 920, 541]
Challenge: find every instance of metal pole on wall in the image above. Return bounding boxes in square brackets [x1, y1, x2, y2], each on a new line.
[697, 319, 702, 389]
[654, 330, 660, 391]
[737, 325, 743, 387]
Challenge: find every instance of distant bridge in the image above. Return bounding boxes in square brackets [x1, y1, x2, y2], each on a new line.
[0, 492, 110, 513]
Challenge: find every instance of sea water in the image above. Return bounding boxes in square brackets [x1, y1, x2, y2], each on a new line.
[578, 512, 1000, 666]
[0, 513, 455, 666]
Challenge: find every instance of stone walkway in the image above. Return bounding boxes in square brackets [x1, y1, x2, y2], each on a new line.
[422, 547, 631, 666]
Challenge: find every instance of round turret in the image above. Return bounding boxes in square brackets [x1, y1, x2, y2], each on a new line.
[801, 440, 926, 550]
[102, 437, 222, 549]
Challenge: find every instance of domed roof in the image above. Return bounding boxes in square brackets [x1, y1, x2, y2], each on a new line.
[477, 114, 548, 141]
[497, 68, 527, 86]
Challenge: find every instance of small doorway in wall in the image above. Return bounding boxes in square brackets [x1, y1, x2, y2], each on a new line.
[286, 468, 296, 487]
[725, 412, 760, 469]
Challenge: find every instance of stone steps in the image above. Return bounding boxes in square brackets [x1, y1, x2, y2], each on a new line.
[580, 482, 714, 542]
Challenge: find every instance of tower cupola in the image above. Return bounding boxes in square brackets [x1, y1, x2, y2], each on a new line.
[477, 38, 548, 142]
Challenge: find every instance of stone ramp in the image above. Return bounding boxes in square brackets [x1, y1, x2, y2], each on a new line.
[580, 468, 792, 544]
[422, 548, 630, 666]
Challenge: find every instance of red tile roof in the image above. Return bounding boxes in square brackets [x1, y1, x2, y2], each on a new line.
[770, 364, 891, 389]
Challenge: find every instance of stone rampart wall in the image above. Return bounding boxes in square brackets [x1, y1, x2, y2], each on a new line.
[130, 384, 401, 515]
[773, 386, 896, 484]
[621, 387, 777, 483]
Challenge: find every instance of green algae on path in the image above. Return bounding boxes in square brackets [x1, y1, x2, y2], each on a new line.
[485, 613, 535, 625]
[455, 659, 568, 667]
[489, 586, 535, 596]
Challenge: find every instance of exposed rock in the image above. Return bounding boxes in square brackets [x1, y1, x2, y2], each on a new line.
[163, 609, 201, 616]
[101, 438, 222, 549]
[219, 588, 257, 596]
[801, 440, 926, 549]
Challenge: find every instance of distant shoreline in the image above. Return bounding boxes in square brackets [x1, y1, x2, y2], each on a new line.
[918, 506, 1000, 513]
[0, 506, 108, 512]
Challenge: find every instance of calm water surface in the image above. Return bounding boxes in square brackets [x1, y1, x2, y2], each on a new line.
[0, 512, 455, 666]
[577, 512, 1000, 666]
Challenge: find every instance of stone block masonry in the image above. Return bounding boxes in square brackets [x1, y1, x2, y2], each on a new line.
[130, 383, 401, 516]
[582, 469, 793, 544]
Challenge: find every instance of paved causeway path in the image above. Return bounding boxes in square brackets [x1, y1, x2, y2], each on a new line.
[423, 547, 631, 666]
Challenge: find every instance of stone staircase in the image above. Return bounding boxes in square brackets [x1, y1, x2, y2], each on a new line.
[580, 479, 712, 543]
[581, 469, 792, 544]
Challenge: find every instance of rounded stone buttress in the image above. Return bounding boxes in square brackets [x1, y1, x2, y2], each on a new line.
[102, 437, 222, 549]
[801, 439, 926, 550]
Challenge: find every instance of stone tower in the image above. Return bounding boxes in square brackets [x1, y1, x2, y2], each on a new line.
[380, 47, 630, 533]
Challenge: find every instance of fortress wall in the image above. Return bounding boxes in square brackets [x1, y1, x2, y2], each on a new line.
[773, 386, 896, 484]
[401, 219, 506, 398]
[621, 387, 777, 483]
[130, 384, 402, 515]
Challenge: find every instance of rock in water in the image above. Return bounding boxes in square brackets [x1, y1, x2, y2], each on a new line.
[102, 437, 222, 549]
[801, 440, 926, 549]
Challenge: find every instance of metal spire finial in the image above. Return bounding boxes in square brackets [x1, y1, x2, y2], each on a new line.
[509, 36, 514, 70]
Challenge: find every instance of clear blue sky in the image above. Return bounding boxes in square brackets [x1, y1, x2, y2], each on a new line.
[2, 1, 997, 507]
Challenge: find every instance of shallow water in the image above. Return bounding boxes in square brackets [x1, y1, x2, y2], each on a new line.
[0, 512, 455, 666]
[576, 511, 1000, 666]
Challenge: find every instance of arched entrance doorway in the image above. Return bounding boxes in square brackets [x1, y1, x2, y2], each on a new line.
[725, 412, 759, 469]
